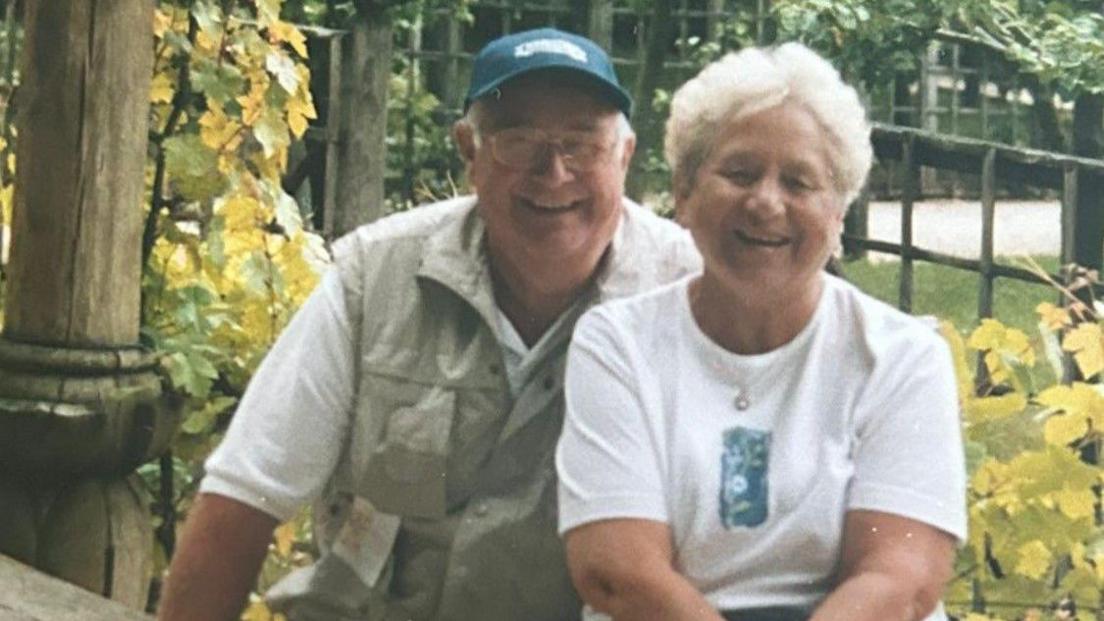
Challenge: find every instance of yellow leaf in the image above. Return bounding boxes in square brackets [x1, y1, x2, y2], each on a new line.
[968, 319, 1035, 381]
[1044, 412, 1089, 446]
[1037, 382, 1104, 416]
[1055, 486, 1096, 520]
[241, 599, 272, 621]
[1071, 542, 1087, 569]
[153, 8, 173, 39]
[1013, 540, 1053, 580]
[151, 73, 174, 104]
[939, 322, 974, 401]
[1062, 322, 1104, 379]
[968, 319, 1006, 351]
[269, 20, 308, 58]
[196, 29, 220, 54]
[236, 81, 267, 127]
[1036, 302, 1071, 331]
[286, 92, 317, 138]
[273, 521, 296, 557]
[200, 102, 243, 152]
[964, 393, 1027, 423]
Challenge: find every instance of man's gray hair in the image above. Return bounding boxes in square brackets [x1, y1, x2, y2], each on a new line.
[461, 100, 635, 157]
[665, 42, 872, 205]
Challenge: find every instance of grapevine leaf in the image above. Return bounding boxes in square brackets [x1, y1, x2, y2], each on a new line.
[1014, 540, 1052, 580]
[163, 134, 228, 202]
[1062, 322, 1104, 379]
[266, 51, 300, 94]
[191, 59, 246, 104]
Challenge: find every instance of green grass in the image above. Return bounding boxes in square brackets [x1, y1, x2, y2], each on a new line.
[839, 254, 1061, 335]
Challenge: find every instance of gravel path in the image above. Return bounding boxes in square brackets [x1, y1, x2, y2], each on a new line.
[864, 199, 1061, 261]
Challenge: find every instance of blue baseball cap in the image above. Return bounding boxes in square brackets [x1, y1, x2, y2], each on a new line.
[464, 28, 633, 117]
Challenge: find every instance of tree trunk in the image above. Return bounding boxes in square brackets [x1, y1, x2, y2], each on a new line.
[626, 0, 674, 202]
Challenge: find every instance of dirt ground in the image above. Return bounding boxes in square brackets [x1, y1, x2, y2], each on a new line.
[863, 199, 1061, 261]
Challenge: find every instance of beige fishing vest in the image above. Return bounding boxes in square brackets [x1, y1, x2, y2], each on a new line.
[266, 196, 700, 620]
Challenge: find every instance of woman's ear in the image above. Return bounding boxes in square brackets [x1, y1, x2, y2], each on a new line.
[672, 169, 694, 226]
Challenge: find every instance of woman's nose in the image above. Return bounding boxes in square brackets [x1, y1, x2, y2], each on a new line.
[745, 177, 785, 218]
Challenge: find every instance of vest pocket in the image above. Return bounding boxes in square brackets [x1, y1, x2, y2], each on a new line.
[360, 387, 455, 518]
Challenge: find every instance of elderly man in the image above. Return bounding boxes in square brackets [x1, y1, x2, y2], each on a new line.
[158, 27, 699, 621]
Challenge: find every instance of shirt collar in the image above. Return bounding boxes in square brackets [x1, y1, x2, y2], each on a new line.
[415, 195, 646, 318]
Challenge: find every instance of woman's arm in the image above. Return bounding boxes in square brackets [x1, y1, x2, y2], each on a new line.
[565, 518, 726, 621]
[810, 509, 956, 621]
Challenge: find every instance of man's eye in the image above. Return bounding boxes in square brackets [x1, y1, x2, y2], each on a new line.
[564, 141, 600, 157]
[785, 177, 815, 191]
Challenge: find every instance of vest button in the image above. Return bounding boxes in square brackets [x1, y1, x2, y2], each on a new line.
[543, 376, 555, 390]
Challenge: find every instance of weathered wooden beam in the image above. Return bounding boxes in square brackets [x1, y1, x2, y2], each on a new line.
[0, 2, 177, 610]
[329, 10, 392, 237]
[871, 123, 1104, 189]
[0, 553, 152, 621]
[7, 0, 153, 347]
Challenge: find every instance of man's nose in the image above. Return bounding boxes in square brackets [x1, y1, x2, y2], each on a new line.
[530, 144, 576, 184]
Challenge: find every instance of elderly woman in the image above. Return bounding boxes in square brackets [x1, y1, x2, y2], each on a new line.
[555, 43, 966, 621]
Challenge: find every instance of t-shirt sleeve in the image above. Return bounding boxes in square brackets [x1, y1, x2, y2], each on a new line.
[847, 328, 968, 543]
[200, 268, 355, 522]
[556, 307, 668, 535]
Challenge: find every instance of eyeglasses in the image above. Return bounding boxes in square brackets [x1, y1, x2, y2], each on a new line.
[486, 127, 616, 172]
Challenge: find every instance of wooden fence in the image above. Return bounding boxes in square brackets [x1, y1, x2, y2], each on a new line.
[844, 123, 1104, 321]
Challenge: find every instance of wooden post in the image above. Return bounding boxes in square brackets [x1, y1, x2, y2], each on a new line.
[842, 188, 869, 261]
[587, 0, 613, 51]
[977, 148, 996, 320]
[898, 135, 918, 313]
[330, 9, 392, 237]
[1072, 94, 1104, 272]
[626, 0, 674, 201]
[1060, 164, 1079, 384]
[0, 1, 176, 609]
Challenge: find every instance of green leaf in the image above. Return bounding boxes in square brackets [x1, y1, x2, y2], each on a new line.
[163, 134, 228, 202]
[191, 59, 246, 104]
[181, 395, 237, 435]
[253, 108, 290, 158]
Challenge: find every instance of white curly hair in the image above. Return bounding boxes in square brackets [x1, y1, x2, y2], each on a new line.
[665, 42, 873, 205]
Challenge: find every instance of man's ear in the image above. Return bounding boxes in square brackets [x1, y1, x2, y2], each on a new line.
[453, 121, 478, 168]
[619, 133, 637, 172]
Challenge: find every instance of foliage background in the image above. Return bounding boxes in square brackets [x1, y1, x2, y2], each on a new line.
[1, 0, 1104, 619]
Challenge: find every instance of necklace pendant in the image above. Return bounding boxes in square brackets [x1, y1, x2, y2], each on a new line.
[734, 391, 750, 411]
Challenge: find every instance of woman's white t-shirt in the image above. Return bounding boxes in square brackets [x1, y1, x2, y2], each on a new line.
[556, 273, 967, 618]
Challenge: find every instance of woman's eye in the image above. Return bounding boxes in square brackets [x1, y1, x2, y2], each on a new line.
[723, 169, 755, 184]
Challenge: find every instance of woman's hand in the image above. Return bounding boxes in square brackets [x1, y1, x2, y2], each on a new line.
[810, 509, 956, 621]
[565, 518, 727, 621]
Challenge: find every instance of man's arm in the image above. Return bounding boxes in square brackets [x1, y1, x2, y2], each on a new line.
[157, 493, 279, 621]
[565, 518, 726, 621]
[810, 509, 956, 621]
